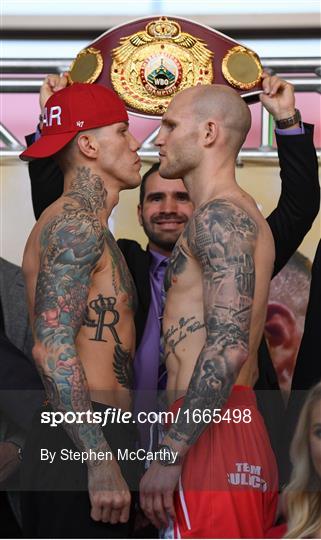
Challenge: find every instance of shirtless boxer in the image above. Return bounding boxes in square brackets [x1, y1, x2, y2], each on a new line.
[140, 85, 278, 538]
[20, 83, 141, 538]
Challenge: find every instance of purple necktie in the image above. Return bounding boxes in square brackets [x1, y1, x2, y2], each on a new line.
[133, 255, 168, 450]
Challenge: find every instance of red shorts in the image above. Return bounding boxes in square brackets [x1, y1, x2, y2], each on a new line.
[167, 386, 278, 539]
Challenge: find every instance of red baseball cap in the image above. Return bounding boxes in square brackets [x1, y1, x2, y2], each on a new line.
[20, 82, 129, 161]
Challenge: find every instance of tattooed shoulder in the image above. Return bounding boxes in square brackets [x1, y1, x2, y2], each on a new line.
[36, 210, 104, 340]
[187, 199, 258, 268]
[185, 198, 258, 343]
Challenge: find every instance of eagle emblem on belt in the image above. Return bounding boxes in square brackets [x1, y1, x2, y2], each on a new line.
[110, 16, 213, 116]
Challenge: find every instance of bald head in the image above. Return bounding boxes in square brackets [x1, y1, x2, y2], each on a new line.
[171, 84, 251, 156]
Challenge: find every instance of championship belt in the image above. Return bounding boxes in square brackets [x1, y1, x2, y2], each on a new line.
[68, 16, 263, 116]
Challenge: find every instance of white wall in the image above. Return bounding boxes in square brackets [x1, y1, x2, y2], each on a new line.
[0, 157, 35, 266]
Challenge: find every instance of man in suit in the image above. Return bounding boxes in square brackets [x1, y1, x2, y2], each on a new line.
[0, 257, 33, 359]
[0, 257, 44, 470]
[25, 73, 319, 472]
[0, 257, 43, 533]
[290, 239, 321, 393]
[119, 164, 194, 452]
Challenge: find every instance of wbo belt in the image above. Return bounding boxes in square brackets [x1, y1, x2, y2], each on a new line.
[67, 15, 263, 117]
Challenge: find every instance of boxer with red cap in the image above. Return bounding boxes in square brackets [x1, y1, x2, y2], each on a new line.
[20, 83, 142, 537]
[21, 82, 130, 160]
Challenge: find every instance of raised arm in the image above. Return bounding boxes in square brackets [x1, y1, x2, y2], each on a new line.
[32, 208, 131, 523]
[260, 73, 320, 277]
[27, 74, 68, 219]
[140, 200, 257, 525]
[268, 124, 319, 276]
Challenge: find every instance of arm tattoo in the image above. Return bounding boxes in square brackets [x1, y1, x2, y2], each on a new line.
[34, 169, 113, 456]
[167, 200, 258, 447]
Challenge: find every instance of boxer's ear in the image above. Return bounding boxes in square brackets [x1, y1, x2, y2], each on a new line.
[264, 301, 301, 394]
[203, 120, 218, 147]
[265, 302, 296, 348]
[77, 132, 99, 158]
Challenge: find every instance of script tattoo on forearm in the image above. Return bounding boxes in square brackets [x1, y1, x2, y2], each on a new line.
[34, 168, 112, 456]
[167, 200, 258, 447]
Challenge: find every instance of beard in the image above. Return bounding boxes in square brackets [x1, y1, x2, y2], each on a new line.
[159, 137, 199, 180]
[159, 160, 182, 180]
[141, 215, 184, 253]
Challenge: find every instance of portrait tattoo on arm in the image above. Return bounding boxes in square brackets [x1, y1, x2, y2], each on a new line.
[166, 200, 258, 447]
[33, 170, 112, 455]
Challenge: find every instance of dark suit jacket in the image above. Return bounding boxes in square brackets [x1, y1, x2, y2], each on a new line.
[26, 125, 320, 467]
[0, 258, 43, 438]
[0, 257, 33, 359]
[291, 238, 321, 391]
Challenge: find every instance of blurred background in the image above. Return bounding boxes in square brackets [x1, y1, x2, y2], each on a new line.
[1, 0, 320, 265]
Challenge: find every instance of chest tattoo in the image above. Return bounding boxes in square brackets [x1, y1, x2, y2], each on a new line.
[83, 294, 121, 343]
[164, 244, 188, 292]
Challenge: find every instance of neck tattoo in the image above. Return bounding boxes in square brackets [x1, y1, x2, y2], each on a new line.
[66, 167, 107, 215]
